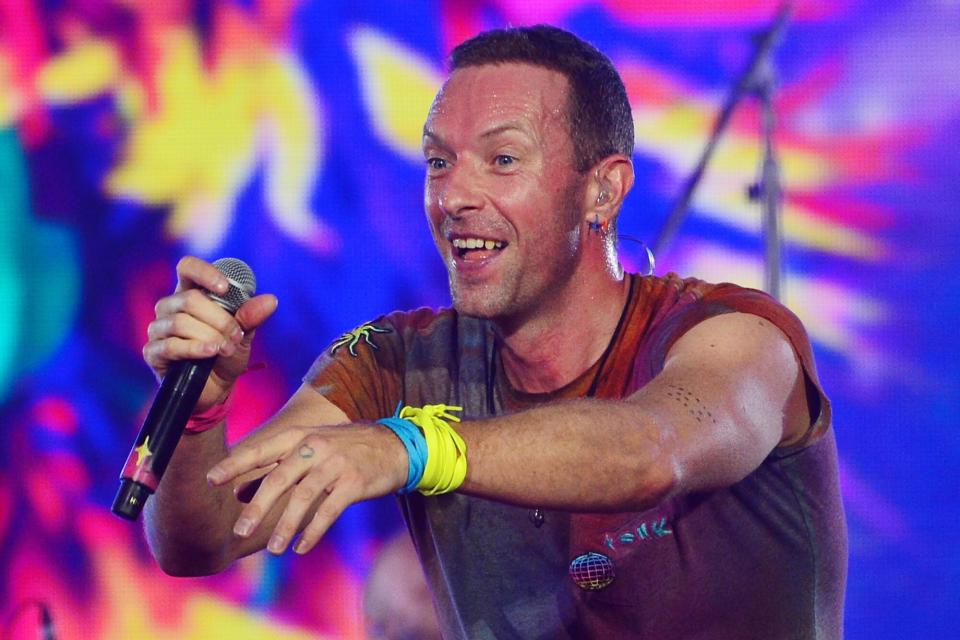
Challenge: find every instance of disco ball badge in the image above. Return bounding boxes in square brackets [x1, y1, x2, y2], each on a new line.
[569, 551, 615, 591]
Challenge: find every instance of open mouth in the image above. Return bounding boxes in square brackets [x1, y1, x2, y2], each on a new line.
[451, 237, 508, 260]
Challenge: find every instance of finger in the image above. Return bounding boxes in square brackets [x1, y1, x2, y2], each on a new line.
[207, 429, 302, 486]
[235, 294, 278, 336]
[155, 289, 245, 344]
[267, 468, 337, 555]
[233, 461, 280, 503]
[292, 483, 355, 555]
[148, 312, 238, 358]
[174, 256, 230, 296]
[231, 443, 317, 540]
[143, 336, 219, 371]
[147, 312, 229, 345]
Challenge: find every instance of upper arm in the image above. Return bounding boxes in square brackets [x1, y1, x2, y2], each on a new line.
[629, 312, 809, 495]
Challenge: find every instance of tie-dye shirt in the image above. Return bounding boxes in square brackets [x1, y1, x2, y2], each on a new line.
[306, 273, 847, 639]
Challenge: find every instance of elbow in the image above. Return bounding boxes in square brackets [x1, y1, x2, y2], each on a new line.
[650, 454, 680, 504]
[154, 551, 228, 578]
[618, 416, 680, 510]
[145, 523, 231, 577]
[165, 564, 222, 578]
[629, 452, 677, 511]
[619, 423, 679, 511]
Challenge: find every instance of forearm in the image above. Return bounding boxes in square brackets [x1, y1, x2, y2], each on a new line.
[144, 423, 240, 576]
[456, 314, 800, 513]
[458, 398, 677, 512]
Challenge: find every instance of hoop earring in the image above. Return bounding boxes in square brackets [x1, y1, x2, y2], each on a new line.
[642, 242, 655, 276]
[619, 235, 656, 276]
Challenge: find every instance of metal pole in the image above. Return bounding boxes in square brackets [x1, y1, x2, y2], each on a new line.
[753, 59, 784, 299]
[651, 3, 792, 272]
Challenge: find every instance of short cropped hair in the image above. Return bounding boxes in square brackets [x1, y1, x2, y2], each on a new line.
[450, 25, 634, 173]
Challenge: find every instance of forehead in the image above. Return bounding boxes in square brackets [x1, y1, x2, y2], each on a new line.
[424, 62, 571, 141]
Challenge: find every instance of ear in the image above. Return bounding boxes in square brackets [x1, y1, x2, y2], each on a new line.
[581, 154, 635, 227]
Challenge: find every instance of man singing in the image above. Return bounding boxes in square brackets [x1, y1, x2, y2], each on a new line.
[142, 25, 846, 639]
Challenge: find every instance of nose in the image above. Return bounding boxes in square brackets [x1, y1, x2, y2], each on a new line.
[437, 162, 483, 218]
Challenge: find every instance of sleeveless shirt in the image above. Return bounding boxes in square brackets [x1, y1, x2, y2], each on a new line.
[305, 273, 847, 639]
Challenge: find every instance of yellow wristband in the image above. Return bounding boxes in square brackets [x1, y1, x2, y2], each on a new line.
[399, 404, 467, 496]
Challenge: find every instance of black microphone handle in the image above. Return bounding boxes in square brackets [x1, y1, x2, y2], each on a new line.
[112, 356, 216, 521]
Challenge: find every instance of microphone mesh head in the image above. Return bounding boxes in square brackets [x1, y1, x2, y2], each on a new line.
[210, 257, 256, 313]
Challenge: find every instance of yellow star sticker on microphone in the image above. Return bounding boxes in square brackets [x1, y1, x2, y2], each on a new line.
[134, 436, 153, 466]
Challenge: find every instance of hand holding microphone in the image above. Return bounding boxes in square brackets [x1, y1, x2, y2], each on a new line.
[112, 257, 277, 520]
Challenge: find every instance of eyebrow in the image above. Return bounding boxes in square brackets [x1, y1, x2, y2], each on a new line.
[422, 122, 534, 151]
[479, 123, 532, 140]
[421, 129, 452, 154]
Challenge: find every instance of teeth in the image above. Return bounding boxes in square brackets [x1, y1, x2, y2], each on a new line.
[452, 238, 504, 250]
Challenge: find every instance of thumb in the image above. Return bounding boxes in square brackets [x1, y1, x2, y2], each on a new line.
[235, 294, 278, 342]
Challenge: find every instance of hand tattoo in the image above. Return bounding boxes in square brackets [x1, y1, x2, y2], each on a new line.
[299, 444, 315, 459]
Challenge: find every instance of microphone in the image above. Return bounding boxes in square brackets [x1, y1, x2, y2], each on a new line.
[112, 258, 256, 521]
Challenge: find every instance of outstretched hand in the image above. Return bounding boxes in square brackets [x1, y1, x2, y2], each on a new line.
[206, 422, 408, 555]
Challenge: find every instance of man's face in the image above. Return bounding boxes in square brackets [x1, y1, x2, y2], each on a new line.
[422, 62, 587, 322]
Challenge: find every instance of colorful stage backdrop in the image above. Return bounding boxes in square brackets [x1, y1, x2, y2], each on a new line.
[1, 1, 958, 638]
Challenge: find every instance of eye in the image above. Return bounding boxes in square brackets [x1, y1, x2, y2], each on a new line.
[426, 157, 448, 171]
[494, 155, 516, 166]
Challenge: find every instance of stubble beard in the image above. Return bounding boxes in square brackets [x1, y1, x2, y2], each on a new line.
[448, 186, 585, 323]
[447, 265, 522, 320]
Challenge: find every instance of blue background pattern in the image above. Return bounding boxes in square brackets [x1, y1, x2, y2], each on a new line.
[0, 1, 957, 637]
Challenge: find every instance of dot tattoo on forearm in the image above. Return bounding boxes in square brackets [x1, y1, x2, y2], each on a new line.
[665, 383, 717, 426]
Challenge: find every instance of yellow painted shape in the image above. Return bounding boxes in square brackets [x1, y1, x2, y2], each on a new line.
[83, 512, 336, 639]
[106, 28, 323, 253]
[183, 596, 328, 640]
[37, 38, 120, 102]
[632, 100, 885, 259]
[107, 29, 252, 205]
[350, 26, 442, 159]
[134, 436, 152, 465]
[634, 103, 831, 188]
[255, 51, 326, 243]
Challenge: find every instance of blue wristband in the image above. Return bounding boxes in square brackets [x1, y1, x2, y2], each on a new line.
[377, 405, 427, 494]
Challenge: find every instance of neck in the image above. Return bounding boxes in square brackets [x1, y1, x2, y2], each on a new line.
[495, 262, 629, 394]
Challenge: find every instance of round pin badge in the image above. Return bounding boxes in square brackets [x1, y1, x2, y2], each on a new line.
[569, 551, 615, 590]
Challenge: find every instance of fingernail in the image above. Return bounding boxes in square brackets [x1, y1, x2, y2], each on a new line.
[293, 539, 306, 554]
[218, 340, 234, 356]
[203, 342, 218, 356]
[218, 279, 229, 293]
[206, 467, 226, 485]
[231, 326, 243, 342]
[234, 517, 253, 537]
[268, 534, 285, 553]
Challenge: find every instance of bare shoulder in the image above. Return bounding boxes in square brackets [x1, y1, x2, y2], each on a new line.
[665, 312, 796, 371]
